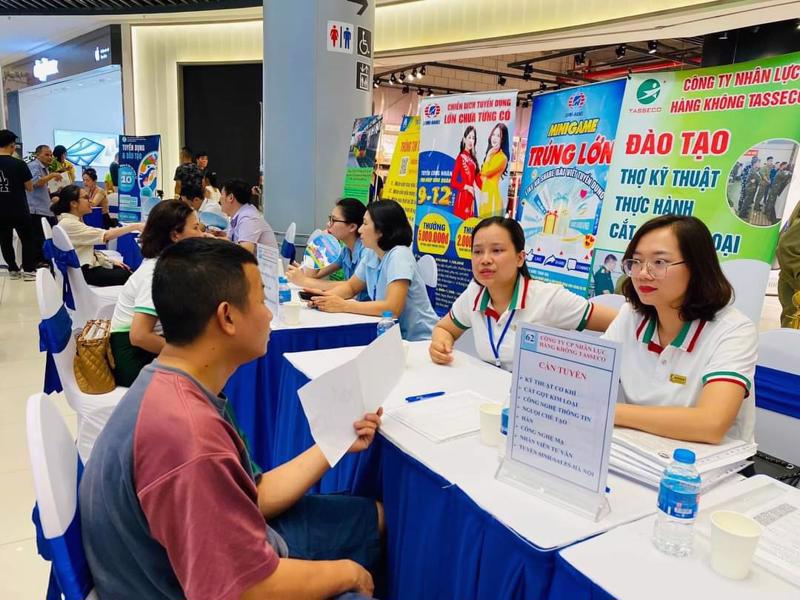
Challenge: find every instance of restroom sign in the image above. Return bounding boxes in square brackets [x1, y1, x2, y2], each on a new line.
[327, 21, 354, 54]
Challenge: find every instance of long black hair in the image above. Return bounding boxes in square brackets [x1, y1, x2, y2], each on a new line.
[459, 125, 479, 168]
[621, 215, 733, 322]
[471, 216, 531, 280]
[483, 123, 510, 178]
[367, 200, 412, 251]
[51, 185, 81, 216]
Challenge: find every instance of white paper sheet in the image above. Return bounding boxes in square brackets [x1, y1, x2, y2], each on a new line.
[389, 390, 494, 443]
[298, 326, 404, 466]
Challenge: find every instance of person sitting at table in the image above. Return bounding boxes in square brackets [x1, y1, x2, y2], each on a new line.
[219, 178, 278, 253]
[602, 215, 757, 443]
[80, 238, 383, 600]
[82, 167, 114, 228]
[109, 201, 203, 387]
[429, 217, 617, 371]
[52, 185, 143, 286]
[287, 198, 369, 300]
[307, 199, 438, 341]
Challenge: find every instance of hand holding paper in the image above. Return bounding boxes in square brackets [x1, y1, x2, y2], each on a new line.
[348, 408, 384, 454]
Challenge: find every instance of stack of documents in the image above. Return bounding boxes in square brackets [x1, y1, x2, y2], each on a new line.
[390, 390, 495, 443]
[609, 428, 756, 490]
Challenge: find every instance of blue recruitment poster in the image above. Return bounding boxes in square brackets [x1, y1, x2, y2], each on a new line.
[117, 134, 160, 223]
[414, 90, 518, 312]
[517, 80, 626, 296]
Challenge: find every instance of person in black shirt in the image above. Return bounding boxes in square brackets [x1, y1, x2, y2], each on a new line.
[0, 130, 35, 280]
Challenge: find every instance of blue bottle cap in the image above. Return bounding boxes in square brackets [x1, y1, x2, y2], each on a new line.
[279, 276, 287, 283]
[501, 408, 509, 435]
[673, 448, 696, 464]
[382, 310, 393, 318]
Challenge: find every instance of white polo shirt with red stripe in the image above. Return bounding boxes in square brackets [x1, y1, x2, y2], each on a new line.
[449, 275, 593, 371]
[602, 303, 758, 441]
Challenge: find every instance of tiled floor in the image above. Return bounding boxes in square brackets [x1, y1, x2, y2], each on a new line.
[0, 275, 76, 600]
[0, 274, 785, 597]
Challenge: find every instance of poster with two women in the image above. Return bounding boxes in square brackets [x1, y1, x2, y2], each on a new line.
[414, 90, 517, 311]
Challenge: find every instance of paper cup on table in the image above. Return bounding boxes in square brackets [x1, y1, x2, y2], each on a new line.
[710, 511, 762, 580]
[282, 302, 302, 326]
[479, 403, 503, 446]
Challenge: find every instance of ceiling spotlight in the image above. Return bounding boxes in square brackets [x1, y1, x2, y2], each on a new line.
[402, 85, 410, 94]
[373, 79, 380, 88]
[417, 87, 424, 96]
[527, 92, 534, 101]
[497, 75, 507, 86]
[398, 71, 406, 82]
[389, 73, 397, 84]
[521, 100, 529, 108]
[516, 98, 521, 107]
[575, 51, 586, 66]
[539, 82, 547, 92]
[615, 45, 626, 59]
[796, 19, 800, 30]
[419, 65, 426, 77]
[410, 68, 418, 79]
[647, 40, 658, 54]
[427, 88, 433, 96]
[524, 63, 533, 74]
[719, 31, 729, 40]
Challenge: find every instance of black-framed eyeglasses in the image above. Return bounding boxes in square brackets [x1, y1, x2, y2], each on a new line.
[621, 258, 686, 279]
[328, 215, 348, 225]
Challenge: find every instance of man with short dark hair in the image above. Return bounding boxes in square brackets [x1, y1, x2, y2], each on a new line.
[195, 149, 209, 177]
[173, 146, 202, 196]
[0, 129, 36, 279]
[178, 182, 204, 212]
[80, 238, 383, 600]
[220, 178, 278, 253]
[26, 144, 62, 267]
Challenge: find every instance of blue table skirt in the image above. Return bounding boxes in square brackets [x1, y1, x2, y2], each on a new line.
[547, 553, 614, 600]
[115, 233, 143, 271]
[275, 359, 562, 600]
[224, 322, 377, 470]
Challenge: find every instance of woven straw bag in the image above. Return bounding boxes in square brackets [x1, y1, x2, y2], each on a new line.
[74, 320, 116, 394]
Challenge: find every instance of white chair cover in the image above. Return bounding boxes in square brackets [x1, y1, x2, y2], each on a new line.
[417, 254, 438, 289]
[754, 328, 800, 464]
[36, 268, 126, 462]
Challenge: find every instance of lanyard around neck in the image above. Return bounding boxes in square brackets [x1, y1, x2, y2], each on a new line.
[486, 310, 515, 368]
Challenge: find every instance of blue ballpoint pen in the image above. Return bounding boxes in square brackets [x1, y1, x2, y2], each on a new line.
[405, 391, 446, 403]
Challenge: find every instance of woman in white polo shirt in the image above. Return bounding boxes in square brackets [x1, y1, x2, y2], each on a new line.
[109, 201, 203, 386]
[429, 217, 617, 371]
[602, 215, 757, 443]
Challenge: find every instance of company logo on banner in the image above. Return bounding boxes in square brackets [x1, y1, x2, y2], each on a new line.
[414, 90, 518, 313]
[117, 135, 160, 223]
[517, 80, 626, 296]
[593, 51, 800, 321]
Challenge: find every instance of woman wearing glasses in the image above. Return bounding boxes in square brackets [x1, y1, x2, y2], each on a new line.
[429, 217, 616, 371]
[603, 215, 757, 443]
[307, 200, 438, 341]
[287, 198, 369, 300]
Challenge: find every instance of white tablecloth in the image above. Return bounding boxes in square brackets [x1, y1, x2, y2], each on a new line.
[558, 475, 798, 599]
[271, 301, 380, 331]
[285, 341, 719, 550]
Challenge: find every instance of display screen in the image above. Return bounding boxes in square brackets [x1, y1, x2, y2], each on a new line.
[53, 129, 119, 168]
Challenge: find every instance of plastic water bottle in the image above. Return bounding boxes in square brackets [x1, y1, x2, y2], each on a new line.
[652, 448, 702, 557]
[376, 311, 395, 337]
[278, 276, 291, 304]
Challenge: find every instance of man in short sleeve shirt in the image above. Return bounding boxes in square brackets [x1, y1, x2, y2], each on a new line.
[0, 130, 35, 277]
[80, 239, 382, 600]
[173, 147, 203, 197]
[26, 144, 63, 266]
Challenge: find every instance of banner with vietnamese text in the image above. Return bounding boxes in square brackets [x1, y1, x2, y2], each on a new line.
[518, 80, 626, 296]
[343, 115, 383, 204]
[594, 53, 800, 320]
[117, 134, 160, 223]
[414, 90, 518, 311]
[383, 115, 420, 225]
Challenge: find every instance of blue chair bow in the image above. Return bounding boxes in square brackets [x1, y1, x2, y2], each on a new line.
[755, 365, 800, 419]
[38, 305, 73, 394]
[280, 238, 297, 263]
[32, 458, 94, 600]
[47, 244, 81, 310]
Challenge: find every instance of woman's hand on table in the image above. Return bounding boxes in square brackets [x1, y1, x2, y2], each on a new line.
[308, 291, 347, 313]
[347, 408, 383, 454]
[429, 338, 454, 365]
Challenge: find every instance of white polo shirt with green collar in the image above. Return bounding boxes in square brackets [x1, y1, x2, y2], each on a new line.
[110, 258, 161, 334]
[449, 275, 593, 371]
[602, 303, 758, 441]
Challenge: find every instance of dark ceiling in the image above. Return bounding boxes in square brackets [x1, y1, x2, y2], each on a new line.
[0, 0, 258, 15]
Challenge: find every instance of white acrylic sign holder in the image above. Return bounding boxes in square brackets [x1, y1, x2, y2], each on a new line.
[496, 324, 621, 522]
